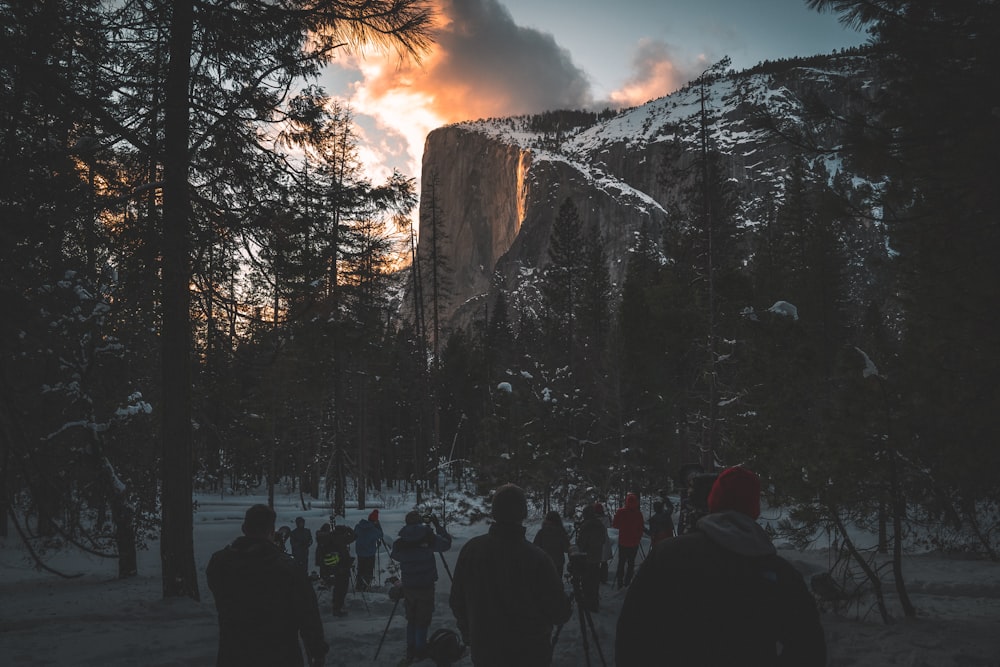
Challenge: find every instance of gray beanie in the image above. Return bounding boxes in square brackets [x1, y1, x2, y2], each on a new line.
[492, 484, 528, 524]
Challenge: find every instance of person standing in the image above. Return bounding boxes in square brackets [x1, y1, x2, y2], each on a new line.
[646, 500, 675, 546]
[289, 517, 313, 575]
[574, 503, 607, 613]
[611, 492, 644, 588]
[390, 510, 453, 662]
[615, 466, 827, 666]
[593, 502, 614, 583]
[353, 509, 385, 591]
[678, 472, 718, 535]
[315, 516, 355, 616]
[532, 510, 571, 577]
[450, 484, 570, 667]
[206, 504, 328, 667]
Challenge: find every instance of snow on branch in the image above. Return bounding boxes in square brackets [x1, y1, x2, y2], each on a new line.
[767, 300, 799, 320]
[854, 346, 882, 379]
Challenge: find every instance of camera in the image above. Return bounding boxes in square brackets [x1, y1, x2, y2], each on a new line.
[422, 514, 434, 524]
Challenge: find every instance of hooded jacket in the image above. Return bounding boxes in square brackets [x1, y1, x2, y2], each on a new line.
[353, 518, 384, 558]
[206, 536, 328, 667]
[615, 511, 826, 666]
[450, 522, 572, 667]
[612, 493, 645, 548]
[390, 522, 452, 588]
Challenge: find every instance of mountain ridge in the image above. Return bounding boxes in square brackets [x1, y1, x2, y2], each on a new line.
[414, 49, 879, 332]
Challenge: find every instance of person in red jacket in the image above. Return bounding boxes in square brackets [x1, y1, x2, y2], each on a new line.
[611, 492, 645, 588]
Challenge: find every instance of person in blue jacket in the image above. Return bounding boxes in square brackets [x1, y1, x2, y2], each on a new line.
[353, 509, 385, 591]
[390, 510, 452, 662]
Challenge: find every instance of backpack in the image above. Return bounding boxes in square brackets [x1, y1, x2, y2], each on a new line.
[426, 628, 465, 667]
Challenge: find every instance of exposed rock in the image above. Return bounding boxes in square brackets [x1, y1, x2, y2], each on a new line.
[413, 51, 878, 333]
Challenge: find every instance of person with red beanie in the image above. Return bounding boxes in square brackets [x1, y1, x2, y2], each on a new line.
[611, 493, 645, 588]
[615, 466, 826, 666]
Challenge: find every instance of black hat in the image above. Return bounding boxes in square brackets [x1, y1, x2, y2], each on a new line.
[491, 483, 528, 524]
[405, 510, 423, 525]
[242, 504, 276, 538]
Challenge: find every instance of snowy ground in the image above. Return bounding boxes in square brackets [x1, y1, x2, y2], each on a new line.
[1, 489, 998, 667]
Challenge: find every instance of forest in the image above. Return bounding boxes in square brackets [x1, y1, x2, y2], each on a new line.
[1, 0, 997, 612]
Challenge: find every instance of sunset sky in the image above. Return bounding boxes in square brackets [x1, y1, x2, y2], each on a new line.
[320, 0, 868, 187]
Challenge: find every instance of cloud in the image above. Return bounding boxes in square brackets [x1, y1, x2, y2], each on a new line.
[330, 0, 593, 179]
[607, 38, 691, 108]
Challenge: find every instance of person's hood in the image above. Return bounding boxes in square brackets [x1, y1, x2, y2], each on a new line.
[625, 493, 639, 510]
[696, 510, 776, 557]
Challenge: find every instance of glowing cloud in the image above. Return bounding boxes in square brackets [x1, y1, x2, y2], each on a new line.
[327, 0, 593, 180]
[608, 38, 690, 108]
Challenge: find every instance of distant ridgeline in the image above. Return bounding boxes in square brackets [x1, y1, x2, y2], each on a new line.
[409, 46, 884, 334]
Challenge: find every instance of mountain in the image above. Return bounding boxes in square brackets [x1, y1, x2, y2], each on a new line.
[414, 49, 881, 332]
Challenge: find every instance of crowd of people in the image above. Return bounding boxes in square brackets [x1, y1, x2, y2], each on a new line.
[207, 467, 826, 666]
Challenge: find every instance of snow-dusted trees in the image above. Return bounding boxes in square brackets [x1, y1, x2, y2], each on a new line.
[2, 0, 435, 596]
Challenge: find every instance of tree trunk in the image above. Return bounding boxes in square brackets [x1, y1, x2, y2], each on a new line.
[831, 509, 890, 624]
[160, 0, 199, 601]
[888, 447, 916, 618]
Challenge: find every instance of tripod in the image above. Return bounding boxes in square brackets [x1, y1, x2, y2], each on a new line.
[551, 562, 607, 667]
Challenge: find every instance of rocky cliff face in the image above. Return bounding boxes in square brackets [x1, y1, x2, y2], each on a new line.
[415, 52, 876, 331]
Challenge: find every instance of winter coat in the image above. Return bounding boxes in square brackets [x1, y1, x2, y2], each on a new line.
[450, 522, 572, 667]
[532, 517, 571, 571]
[315, 525, 355, 570]
[390, 523, 452, 589]
[206, 536, 328, 667]
[615, 511, 826, 667]
[575, 514, 608, 565]
[612, 493, 645, 548]
[597, 513, 614, 561]
[647, 508, 675, 545]
[289, 526, 312, 559]
[353, 518, 384, 558]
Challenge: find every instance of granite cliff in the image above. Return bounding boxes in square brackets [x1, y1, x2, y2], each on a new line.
[414, 51, 877, 331]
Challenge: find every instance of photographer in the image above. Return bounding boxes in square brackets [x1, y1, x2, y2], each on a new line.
[390, 509, 452, 662]
[450, 484, 570, 667]
[615, 467, 826, 666]
[574, 504, 608, 613]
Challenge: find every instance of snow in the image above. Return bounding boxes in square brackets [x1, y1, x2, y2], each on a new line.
[767, 300, 799, 320]
[2, 490, 999, 666]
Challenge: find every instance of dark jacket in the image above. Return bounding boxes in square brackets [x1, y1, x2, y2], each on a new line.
[390, 522, 452, 588]
[575, 512, 608, 565]
[647, 507, 675, 545]
[615, 511, 826, 667]
[289, 526, 312, 559]
[206, 536, 327, 667]
[315, 524, 355, 569]
[532, 517, 571, 571]
[450, 522, 572, 667]
[353, 518, 384, 558]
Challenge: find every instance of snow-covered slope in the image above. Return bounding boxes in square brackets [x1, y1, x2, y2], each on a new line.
[417, 52, 876, 329]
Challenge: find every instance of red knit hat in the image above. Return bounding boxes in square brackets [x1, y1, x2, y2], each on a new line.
[368, 509, 379, 521]
[708, 466, 761, 519]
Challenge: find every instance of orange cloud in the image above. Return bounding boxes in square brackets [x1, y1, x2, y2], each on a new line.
[608, 38, 686, 108]
[331, 0, 592, 180]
